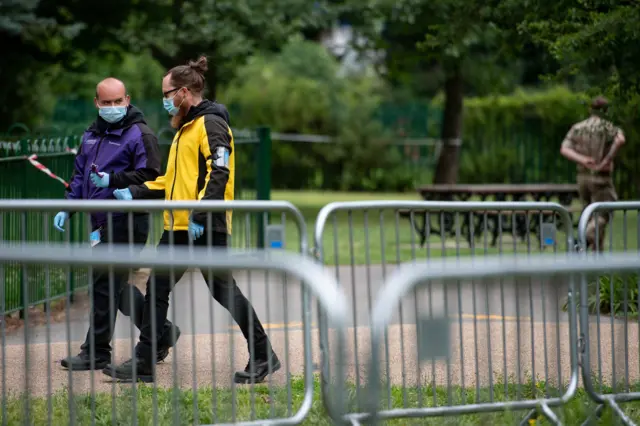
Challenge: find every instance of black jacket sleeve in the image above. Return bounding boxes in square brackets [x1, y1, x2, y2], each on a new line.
[128, 175, 166, 199]
[64, 142, 86, 218]
[191, 114, 232, 226]
[110, 123, 162, 188]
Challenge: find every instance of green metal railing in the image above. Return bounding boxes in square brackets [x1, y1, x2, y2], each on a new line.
[0, 125, 272, 314]
[0, 135, 88, 314]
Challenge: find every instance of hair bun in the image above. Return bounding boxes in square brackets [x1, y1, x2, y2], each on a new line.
[188, 56, 208, 75]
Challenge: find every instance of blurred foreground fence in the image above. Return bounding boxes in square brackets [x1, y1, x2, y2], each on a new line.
[0, 244, 349, 425]
[2, 241, 640, 424]
[0, 199, 639, 423]
[354, 253, 640, 426]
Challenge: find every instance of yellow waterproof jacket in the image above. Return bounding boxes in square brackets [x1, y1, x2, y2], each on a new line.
[130, 100, 234, 234]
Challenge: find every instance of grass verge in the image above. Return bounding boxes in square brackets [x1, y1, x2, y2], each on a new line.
[4, 376, 640, 425]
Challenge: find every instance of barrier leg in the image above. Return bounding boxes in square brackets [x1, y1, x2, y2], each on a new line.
[580, 404, 605, 426]
[539, 402, 562, 426]
[606, 398, 637, 426]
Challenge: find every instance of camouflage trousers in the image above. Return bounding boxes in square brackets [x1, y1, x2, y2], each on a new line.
[577, 174, 617, 251]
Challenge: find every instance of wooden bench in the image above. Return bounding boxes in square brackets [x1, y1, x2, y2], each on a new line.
[398, 205, 581, 248]
[416, 183, 580, 203]
[400, 184, 581, 248]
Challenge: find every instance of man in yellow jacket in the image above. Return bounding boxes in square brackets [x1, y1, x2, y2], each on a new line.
[105, 56, 280, 384]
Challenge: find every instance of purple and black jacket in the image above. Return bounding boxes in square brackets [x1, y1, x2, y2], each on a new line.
[65, 105, 161, 230]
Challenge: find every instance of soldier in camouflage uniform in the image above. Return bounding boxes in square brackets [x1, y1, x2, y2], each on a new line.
[560, 96, 626, 251]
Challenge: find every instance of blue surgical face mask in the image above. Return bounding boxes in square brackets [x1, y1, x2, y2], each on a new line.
[163, 97, 180, 116]
[163, 89, 185, 116]
[99, 106, 127, 123]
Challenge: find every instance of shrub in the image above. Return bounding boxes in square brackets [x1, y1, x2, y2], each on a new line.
[565, 273, 639, 318]
[458, 147, 524, 184]
[587, 274, 639, 317]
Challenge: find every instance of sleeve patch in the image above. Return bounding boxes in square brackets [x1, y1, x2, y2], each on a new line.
[214, 146, 230, 168]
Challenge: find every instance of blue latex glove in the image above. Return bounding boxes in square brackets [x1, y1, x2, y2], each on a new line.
[90, 172, 110, 188]
[188, 221, 204, 240]
[54, 211, 68, 232]
[113, 188, 133, 200]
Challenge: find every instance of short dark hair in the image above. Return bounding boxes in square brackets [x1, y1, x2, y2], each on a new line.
[165, 56, 208, 94]
[591, 96, 609, 112]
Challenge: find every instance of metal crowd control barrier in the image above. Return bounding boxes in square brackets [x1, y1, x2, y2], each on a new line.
[0, 200, 341, 426]
[578, 201, 640, 253]
[577, 202, 640, 425]
[0, 243, 349, 426]
[313, 200, 575, 420]
[0, 199, 307, 313]
[360, 253, 640, 425]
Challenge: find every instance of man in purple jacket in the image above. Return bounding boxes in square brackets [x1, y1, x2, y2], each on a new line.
[54, 78, 181, 371]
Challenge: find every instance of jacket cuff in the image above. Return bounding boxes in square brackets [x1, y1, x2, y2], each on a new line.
[128, 184, 141, 199]
[191, 212, 206, 226]
[108, 172, 117, 188]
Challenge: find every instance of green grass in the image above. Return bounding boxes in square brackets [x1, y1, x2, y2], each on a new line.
[5, 377, 640, 425]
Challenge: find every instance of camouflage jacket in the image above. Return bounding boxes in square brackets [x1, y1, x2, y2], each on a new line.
[561, 116, 621, 176]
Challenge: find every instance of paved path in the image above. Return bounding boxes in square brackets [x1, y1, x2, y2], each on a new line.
[5, 264, 572, 345]
[1, 265, 637, 398]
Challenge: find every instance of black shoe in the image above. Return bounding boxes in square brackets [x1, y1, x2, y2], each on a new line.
[102, 357, 154, 383]
[61, 352, 110, 371]
[157, 325, 181, 363]
[234, 352, 281, 384]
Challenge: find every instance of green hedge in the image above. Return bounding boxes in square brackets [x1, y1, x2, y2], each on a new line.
[435, 87, 590, 184]
[438, 87, 638, 197]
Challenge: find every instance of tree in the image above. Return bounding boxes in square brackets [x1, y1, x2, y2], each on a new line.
[521, 0, 640, 94]
[342, 0, 526, 184]
[0, 0, 83, 129]
[2, 0, 333, 128]
[0, 0, 153, 129]
[124, 0, 333, 99]
[520, 0, 640, 197]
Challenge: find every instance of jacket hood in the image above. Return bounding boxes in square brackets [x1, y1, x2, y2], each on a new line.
[88, 105, 147, 134]
[182, 99, 230, 127]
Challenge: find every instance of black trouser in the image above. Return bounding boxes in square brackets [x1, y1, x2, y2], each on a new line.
[135, 230, 269, 360]
[80, 214, 174, 360]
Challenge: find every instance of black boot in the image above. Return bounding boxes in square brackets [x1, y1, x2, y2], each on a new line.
[157, 325, 182, 362]
[60, 352, 110, 371]
[234, 350, 281, 384]
[102, 357, 155, 383]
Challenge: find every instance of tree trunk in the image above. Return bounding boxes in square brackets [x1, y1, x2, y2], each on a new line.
[433, 63, 464, 184]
